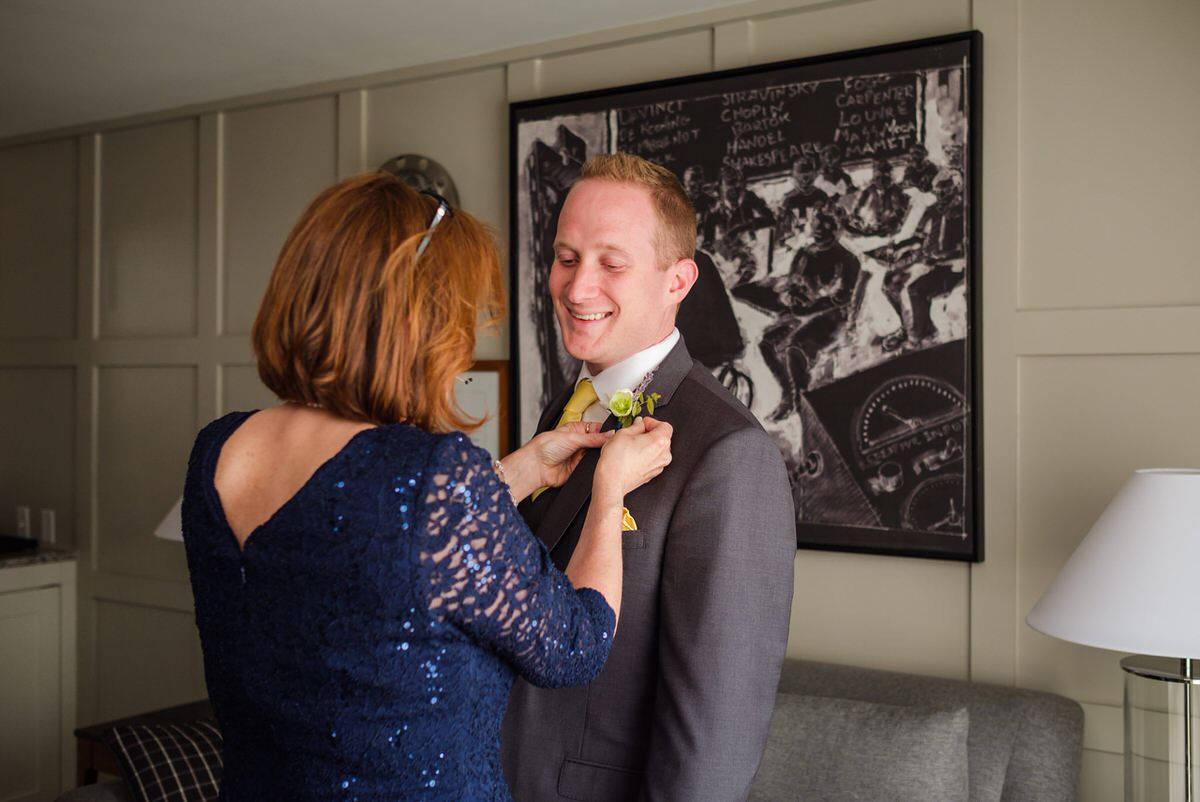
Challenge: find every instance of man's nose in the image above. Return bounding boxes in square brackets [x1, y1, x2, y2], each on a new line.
[565, 260, 602, 301]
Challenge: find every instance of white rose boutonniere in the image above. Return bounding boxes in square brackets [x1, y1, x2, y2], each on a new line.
[608, 388, 662, 428]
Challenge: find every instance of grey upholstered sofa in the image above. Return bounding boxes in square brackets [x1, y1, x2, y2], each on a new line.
[60, 658, 1083, 802]
[751, 658, 1084, 801]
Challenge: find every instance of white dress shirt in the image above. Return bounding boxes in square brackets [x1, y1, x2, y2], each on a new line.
[573, 328, 680, 424]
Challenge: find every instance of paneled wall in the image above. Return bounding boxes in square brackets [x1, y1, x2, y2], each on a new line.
[1010, 2, 1200, 795]
[1, 0, 1196, 798]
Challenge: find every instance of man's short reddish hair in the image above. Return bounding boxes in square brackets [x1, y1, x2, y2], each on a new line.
[579, 153, 697, 265]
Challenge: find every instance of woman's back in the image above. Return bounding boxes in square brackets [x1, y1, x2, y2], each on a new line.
[211, 405, 376, 547]
[182, 410, 614, 801]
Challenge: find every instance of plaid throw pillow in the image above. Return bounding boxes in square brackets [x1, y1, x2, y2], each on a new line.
[102, 720, 223, 802]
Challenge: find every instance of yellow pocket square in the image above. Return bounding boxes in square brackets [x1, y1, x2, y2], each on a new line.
[621, 507, 637, 531]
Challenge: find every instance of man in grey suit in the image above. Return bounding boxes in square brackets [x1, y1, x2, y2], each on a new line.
[502, 153, 796, 802]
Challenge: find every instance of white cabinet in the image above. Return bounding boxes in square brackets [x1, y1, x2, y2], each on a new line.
[0, 558, 76, 801]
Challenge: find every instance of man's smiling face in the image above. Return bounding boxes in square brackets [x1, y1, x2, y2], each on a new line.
[550, 179, 683, 373]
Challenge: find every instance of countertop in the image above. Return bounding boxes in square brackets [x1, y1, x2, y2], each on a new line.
[0, 545, 77, 570]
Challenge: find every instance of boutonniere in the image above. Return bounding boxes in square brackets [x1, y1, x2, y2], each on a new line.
[607, 388, 662, 428]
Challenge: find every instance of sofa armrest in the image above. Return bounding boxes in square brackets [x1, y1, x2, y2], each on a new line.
[1001, 692, 1084, 802]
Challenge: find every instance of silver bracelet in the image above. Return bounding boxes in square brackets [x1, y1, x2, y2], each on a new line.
[493, 458, 517, 503]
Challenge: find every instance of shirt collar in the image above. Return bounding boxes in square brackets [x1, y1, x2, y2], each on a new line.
[576, 329, 680, 411]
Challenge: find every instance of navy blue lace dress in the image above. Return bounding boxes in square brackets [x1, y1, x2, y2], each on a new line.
[181, 411, 615, 801]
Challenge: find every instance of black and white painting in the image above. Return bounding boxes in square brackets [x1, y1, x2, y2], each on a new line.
[510, 33, 982, 561]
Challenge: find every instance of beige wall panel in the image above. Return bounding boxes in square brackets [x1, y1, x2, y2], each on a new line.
[0, 139, 77, 341]
[1017, 355, 1200, 705]
[222, 97, 338, 335]
[0, 368, 75, 548]
[222, 364, 278, 415]
[1079, 749, 1123, 802]
[745, 0, 969, 66]
[1018, 0, 1200, 309]
[99, 120, 198, 338]
[93, 599, 205, 721]
[365, 67, 509, 359]
[970, 0, 1021, 687]
[0, 586, 60, 800]
[787, 550, 968, 679]
[529, 30, 713, 100]
[96, 366, 195, 580]
[366, 68, 507, 227]
[1082, 701, 1123, 755]
[713, 20, 754, 71]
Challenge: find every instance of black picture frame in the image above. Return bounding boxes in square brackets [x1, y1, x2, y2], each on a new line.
[509, 31, 983, 562]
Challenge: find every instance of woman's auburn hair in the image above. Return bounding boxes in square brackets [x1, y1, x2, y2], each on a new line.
[252, 171, 503, 430]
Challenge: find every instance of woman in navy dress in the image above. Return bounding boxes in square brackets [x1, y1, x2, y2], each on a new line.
[181, 172, 672, 801]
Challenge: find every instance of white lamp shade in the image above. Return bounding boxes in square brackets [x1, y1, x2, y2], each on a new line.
[1026, 469, 1200, 659]
[153, 496, 184, 542]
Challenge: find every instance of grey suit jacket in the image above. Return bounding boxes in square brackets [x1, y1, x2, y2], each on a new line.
[501, 339, 796, 802]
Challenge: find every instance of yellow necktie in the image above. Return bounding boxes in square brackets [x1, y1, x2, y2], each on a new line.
[555, 378, 598, 427]
[531, 379, 598, 502]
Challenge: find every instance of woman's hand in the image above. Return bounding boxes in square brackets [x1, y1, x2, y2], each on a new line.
[593, 417, 673, 504]
[530, 421, 614, 488]
[499, 422, 612, 501]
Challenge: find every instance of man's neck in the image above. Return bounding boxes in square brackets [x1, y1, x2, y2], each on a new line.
[578, 329, 680, 411]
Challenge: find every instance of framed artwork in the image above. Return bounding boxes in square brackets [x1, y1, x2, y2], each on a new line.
[456, 360, 509, 460]
[510, 32, 982, 561]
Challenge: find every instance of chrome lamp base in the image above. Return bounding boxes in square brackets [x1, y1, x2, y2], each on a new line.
[1122, 655, 1196, 802]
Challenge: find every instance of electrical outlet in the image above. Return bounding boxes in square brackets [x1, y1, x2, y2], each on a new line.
[40, 508, 56, 546]
[16, 505, 32, 538]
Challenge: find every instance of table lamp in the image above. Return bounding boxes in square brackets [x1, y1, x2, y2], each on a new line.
[1026, 468, 1200, 801]
[153, 496, 184, 542]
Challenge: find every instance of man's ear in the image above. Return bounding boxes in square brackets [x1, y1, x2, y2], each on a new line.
[667, 257, 699, 305]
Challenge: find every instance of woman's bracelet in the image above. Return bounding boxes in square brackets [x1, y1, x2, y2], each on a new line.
[492, 458, 518, 504]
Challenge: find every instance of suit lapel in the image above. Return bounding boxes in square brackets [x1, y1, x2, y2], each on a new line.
[532, 339, 695, 558]
[640, 338, 694, 408]
[536, 383, 575, 436]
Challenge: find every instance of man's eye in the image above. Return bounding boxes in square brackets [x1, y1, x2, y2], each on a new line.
[604, 263, 626, 272]
[556, 255, 577, 266]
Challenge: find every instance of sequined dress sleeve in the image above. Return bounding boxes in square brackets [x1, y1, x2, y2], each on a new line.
[417, 434, 615, 689]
